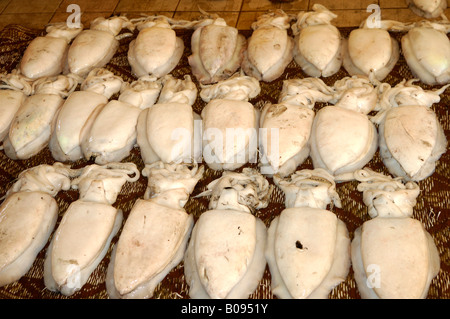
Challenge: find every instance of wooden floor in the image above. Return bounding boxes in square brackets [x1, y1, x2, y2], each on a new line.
[0, 0, 449, 31]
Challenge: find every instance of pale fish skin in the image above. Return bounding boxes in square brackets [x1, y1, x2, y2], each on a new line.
[292, 4, 343, 78]
[188, 14, 246, 84]
[309, 76, 379, 182]
[199, 74, 261, 171]
[342, 18, 401, 82]
[406, 0, 447, 19]
[0, 74, 29, 147]
[3, 75, 78, 160]
[43, 162, 140, 296]
[19, 23, 82, 79]
[49, 68, 123, 162]
[372, 79, 449, 182]
[259, 77, 335, 177]
[128, 16, 185, 78]
[266, 169, 350, 299]
[136, 74, 201, 165]
[67, 16, 134, 78]
[81, 75, 162, 165]
[241, 9, 294, 82]
[0, 163, 77, 287]
[106, 162, 203, 299]
[351, 168, 440, 299]
[401, 21, 450, 85]
[184, 168, 271, 299]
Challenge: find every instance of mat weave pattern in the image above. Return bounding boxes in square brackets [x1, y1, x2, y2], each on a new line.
[0, 24, 448, 299]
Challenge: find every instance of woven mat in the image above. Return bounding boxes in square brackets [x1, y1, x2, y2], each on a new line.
[0, 24, 448, 299]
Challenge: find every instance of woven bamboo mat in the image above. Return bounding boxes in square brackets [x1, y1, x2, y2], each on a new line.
[0, 24, 448, 299]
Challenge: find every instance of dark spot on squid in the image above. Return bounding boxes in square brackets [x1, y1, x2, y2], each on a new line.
[296, 240, 307, 250]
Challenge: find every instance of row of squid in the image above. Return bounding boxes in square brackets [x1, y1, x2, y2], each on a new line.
[0, 160, 440, 299]
[11, 3, 450, 86]
[0, 67, 447, 183]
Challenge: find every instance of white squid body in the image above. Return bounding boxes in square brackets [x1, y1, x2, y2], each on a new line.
[106, 162, 204, 299]
[128, 16, 185, 78]
[49, 68, 124, 162]
[351, 168, 440, 299]
[401, 23, 450, 85]
[3, 75, 78, 160]
[67, 16, 133, 78]
[81, 75, 161, 164]
[0, 163, 75, 287]
[259, 77, 335, 177]
[137, 74, 201, 164]
[241, 10, 294, 82]
[406, 0, 447, 18]
[188, 17, 246, 84]
[267, 169, 350, 299]
[309, 76, 379, 181]
[373, 79, 448, 181]
[0, 90, 25, 145]
[19, 23, 83, 79]
[0, 72, 33, 147]
[200, 75, 261, 171]
[44, 163, 139, 296]
[292, 4, 343, 78]
[184, 168, 271, 299]
[343, 19, 400, 81]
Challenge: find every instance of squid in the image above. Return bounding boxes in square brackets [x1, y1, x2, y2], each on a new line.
[44, 162, 139, 296]
[351, 168, 440, 299]
[106, 162, 204, 299]
[184, 168, 271, 299]
[0, 163, 78, 287]
[0, 72, 33, 149]
[371, 79, 448, 181]
[78, 67, 124, 99]
[199, 74, 261, 171]
[19, 22, 83, 79]
[342, 17, 401, 81]
[67, 16, 134, 78]
[291, 4, 344, 78]
[241, 10, 294, 82]
[116, 74, 162, 109]
[49, 68, 124, 162]
[136, 74, 201, 165]
[394, 19, 450, 86]
[259, 77, 335, 177]
[188, 11, 247, 84]
[81, 75, 161, 164]
[406, 0, 447, 18]
[267, 169, 350, 299]
[127, 15, 186, 78]
[3, 74, 78, 160]
[309, 76, 379, 181]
